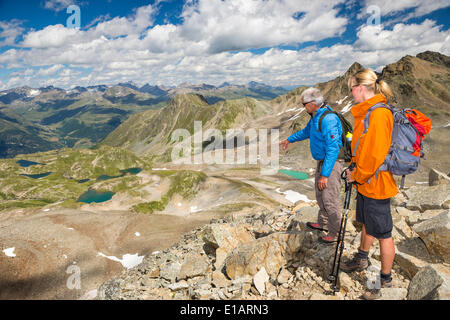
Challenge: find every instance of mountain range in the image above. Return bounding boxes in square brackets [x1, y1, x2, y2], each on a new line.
[0, 51, 448, 170]
[99, 51, 449, 175]
[0, 81, 288, 158]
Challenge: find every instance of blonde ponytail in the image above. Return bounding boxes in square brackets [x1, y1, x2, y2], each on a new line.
[349, 69, 393, 101]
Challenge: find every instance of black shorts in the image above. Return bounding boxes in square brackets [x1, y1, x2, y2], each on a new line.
[356, 192, 393, 239]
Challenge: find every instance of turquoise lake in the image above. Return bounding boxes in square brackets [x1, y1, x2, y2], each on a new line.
[17, 160, 43, 167]
[96, 167, 142, 181]
[279, 170, 309, 180]
[20, 172, 52, 179]
[77, 189, 115, 204]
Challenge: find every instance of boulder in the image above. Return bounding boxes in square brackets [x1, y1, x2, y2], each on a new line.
[338, 272, 355, 293]
[395, 207, 420, 226]
[224, 231, 305, 280]
[202, 223, 254, 249]
[413, 210, 450, 263]
[253, 267, 269, 296]
[404, 184, 450, 212]
[276, 268, 293, 285]
[429, 168, 450, 186]
[394, 251, 429, 280]
[202, 223, 255, 269]
[177, 252, 210, 280]
[407, 264, 450, 300]
[392, 191, 408, 207]
[159, 262, 181, 283]
[393, 215, 416, 239]
[293, 206, 319, 224]
[379, 288, 408, 300]
[212, 270, 232, 288]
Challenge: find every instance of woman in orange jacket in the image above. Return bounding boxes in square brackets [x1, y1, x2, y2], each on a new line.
[341, 68, 397, 300]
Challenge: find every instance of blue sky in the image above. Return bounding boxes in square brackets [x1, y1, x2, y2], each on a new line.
[0, 0, 449, 90]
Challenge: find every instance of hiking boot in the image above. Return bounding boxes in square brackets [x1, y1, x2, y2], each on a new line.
[306, 222, 328, 232]
[362, 278, 393, 300]
[339, 254, 369, 273]
[319, 235, 337, 244]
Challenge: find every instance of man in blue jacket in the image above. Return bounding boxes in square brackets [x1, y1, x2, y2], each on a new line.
[280, 87, 344, 243]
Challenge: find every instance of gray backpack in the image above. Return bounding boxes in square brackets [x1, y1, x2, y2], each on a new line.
[353, 103, 430, 189]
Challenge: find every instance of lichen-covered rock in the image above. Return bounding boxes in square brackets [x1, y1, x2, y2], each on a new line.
[224, 231, 305, 280]
[407, 264, 450, 300]
[177, 252, 210, 280]
[429, 168, 450, 186]
[413, 210, 450, 263]
[405, 185, 450, 212]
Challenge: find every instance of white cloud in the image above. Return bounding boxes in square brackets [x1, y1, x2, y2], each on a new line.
[355, 19, 450, 55]
[180, 0, 348, 53]
[44, 0, 78, 12]
[22, 24, 80, 48]
[359, 0, 450, 19]
[1, 0, 449, 91]
[0, 20, 24, 46]
[37, 64, 64, 76]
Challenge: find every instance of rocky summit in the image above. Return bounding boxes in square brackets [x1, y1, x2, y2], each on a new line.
[97, 170, 450, 301]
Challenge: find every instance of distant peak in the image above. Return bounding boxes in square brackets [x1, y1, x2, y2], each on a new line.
[346, 62, 364, 75]
[416, 51, 450, 68]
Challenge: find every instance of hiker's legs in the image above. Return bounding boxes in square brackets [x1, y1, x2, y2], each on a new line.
[320, 161, 344, 238]
[379, 237, 395, 275]
[360, 224, 375, 252]
[315, 161, 328, 229]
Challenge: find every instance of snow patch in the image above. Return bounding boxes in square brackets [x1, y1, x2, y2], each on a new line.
[275, 188, 315, 204]
[152, 168, 168, 171]
[277, 107, 300, 116]
[287, 109, 305, 121]
[336, 96, 348, 105]
[79, 289, 98, 300]
[97, 252, 144, 269]
[3, 247, 16, 257]
[190, 206, 201, 213]
[340, 102, 353, 114]
[28, 89, 41, 97]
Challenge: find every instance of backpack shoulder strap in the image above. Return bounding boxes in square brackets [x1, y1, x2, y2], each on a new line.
[352, 103, 391, 158]
[318, 108, 338, 132]
[363, 102, 392, 133]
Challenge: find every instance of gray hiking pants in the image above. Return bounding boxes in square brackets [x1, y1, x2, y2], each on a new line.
[315, 160, 344, 238]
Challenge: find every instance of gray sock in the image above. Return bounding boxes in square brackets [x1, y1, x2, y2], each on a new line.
[356, 248, 369, 260]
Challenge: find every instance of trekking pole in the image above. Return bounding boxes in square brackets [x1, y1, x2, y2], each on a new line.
[328, 163, 355, 292]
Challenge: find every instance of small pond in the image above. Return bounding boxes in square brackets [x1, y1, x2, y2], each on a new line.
[20, 172, 52, 179]
[96, 167, 142, 181]
[77, 189, 115, 204]
[17, 160, 43, 167]
[279, 170, 309, 180]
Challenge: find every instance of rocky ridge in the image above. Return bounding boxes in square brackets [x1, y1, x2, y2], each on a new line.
[97, 169, 450, 300]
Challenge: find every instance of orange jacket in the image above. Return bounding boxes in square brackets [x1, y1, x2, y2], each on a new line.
[350, 94, 398, 199]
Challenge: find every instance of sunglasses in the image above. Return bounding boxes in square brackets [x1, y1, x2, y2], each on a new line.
[302, 101, 313, 106]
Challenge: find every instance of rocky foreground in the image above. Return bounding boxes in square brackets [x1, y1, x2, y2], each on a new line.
[97, 169, 450, 300]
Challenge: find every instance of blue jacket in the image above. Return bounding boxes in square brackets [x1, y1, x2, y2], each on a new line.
[287, 106, 342, 177]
